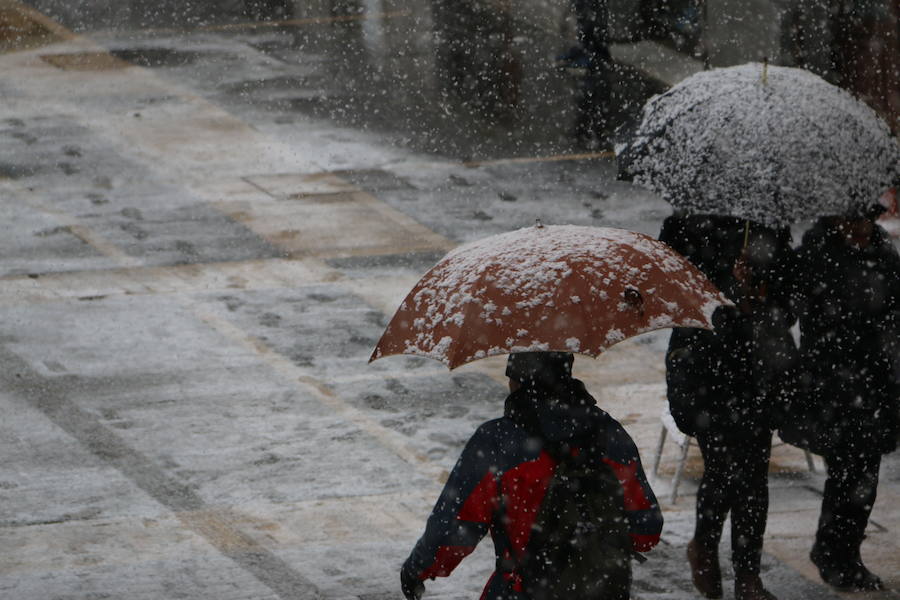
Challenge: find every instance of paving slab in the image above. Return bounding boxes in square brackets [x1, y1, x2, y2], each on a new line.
[215, 190, 452, 259]
[0, 258, 341, 305]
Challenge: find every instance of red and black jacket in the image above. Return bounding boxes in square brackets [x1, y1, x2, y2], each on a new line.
[402, 381, 663, 599]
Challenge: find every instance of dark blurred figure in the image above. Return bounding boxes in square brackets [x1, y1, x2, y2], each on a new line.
[638, 0, 705, 53]
[571, 0, 613, 71]
[780, 208, 900, 591]
[562, 0, 706, 147]
[782, 0, 899, 135]
[660, 214, 798, 600]
[830, 0, 900, 134]
[555, 0, 614, 146]
[431, 0, 521, 119]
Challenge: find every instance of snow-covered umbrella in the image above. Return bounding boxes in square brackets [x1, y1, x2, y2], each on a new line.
[369, 224, 730, 369]
[616, 62, 900, 227]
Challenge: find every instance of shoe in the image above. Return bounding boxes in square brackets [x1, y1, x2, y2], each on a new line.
[810, 545, 883, 591]
[734, 573, 778, 600]
[687, 538, 723, 599]
[845, 563, 884, 591]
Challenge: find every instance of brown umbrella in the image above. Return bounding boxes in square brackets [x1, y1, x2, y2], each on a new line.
[370, 224, 729, 369]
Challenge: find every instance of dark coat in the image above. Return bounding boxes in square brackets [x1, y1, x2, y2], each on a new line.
[402, 379, 662, 600]
[659, 214, 798, 438]
[779, 219, 900, 456]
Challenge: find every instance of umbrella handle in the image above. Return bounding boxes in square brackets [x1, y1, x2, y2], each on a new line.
[734, 220, 753, 302]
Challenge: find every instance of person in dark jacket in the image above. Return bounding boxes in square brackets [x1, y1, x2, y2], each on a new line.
[400, 352, 663, 600]
[780, 209, 900, 591]
[660, 213, 798, 600]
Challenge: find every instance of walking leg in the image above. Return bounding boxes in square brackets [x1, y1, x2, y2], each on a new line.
[686, 433, 728, 599]
[729, 431, 776, 600]
[812, 452, 883, 590]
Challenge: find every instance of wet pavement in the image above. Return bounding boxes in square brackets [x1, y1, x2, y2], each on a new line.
[1, 1, 898, 599]
[25, 0, 670, 160]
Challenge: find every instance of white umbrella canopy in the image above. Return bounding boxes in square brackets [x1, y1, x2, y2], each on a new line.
[616, 62, 900, 227]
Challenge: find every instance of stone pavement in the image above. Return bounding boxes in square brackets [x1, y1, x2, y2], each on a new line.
[0, 1, 897, 599]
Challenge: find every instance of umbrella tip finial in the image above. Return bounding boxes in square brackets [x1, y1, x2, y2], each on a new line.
[535, 218, 544, 229]
[761, 56, 769, 85]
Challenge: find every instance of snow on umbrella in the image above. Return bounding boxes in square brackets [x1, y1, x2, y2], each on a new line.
[370, 224, 730, 369]
[616, 62, 900, 227]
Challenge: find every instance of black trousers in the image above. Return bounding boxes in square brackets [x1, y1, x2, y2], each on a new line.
[694, 430, 772, 575]
[816, 451, 881, 559]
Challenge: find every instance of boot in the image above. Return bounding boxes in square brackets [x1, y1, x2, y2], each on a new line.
[734, 573, 777, 600]
[687, 538, 723, 599]
[811, 543, 884, 591]
[843, 563, 885, 591]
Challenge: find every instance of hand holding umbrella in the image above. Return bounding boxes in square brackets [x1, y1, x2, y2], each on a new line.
[731, 221, 770, 312]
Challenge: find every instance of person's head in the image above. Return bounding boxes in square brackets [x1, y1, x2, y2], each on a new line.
[505, 351, 574, 392]
[824, 205, 883, 249]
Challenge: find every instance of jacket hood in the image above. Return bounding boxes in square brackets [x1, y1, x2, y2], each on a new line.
[503, 378, 603, 444]
[505, 352, 574, 388]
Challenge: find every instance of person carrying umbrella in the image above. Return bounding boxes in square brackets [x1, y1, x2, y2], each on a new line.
[399, 351, 664, 600]
[617, 60, 898, 600]
[779, 205, 900, 591]
[370, 225, 730, 599]
[660, 214, 798, 600]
